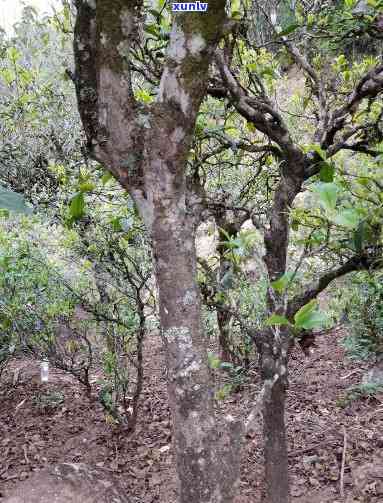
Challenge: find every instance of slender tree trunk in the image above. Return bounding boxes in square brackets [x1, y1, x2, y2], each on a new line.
[261, 351, 289, 503]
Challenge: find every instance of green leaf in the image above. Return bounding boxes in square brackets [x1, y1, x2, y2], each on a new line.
[110, 217, 123, 232]
[266, 314, 291, 326]
[69, 192, 85, 219]
[296, 310, 328, 329]
[294, 300, 328, 329]
[333, 209, 361, 229]
[101, 171, 114, 185]
[208, 353, 221, 369]
[0, 186, 32, 215]
[7, 47, 21, 63]
[144, 24, 159, 37]
[271, 271, 294, 293]
[313, 182, 338, 212]
[78, 182, 96, 193]
[319, 162, 335, 182]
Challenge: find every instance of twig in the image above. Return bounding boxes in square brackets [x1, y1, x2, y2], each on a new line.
[340, 369, 362, 380]
[15, 398, 27, 412]
[340, 425, 347, 500]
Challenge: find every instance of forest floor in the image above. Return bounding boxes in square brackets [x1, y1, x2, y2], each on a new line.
[0, 327, 383, 503]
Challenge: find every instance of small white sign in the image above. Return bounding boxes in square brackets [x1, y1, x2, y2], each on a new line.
[40, 361, 49, 383]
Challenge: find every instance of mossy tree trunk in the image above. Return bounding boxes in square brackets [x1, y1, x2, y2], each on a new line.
[72, 1, 238, 501]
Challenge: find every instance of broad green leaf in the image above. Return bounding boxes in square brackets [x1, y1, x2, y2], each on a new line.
[313, 182, 338, 212]
[149, 9, 162, 17]
[271, 271, 294, 293]
[294, 300, 316, 328]
[0, 187, 32, 215]
[319, 162, 335, 182]
[266, 314, 290, 326]
[295, 310, 328, 330]
[69, 192, 85, 219]
[333, 209, 361, 229]
[294, 300, 328, 329]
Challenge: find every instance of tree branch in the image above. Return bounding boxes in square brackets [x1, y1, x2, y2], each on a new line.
[321, 64, 383, 150]
[287, 247, 383, 316]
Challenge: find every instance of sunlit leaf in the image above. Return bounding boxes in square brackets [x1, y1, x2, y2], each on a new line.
[271, 271, 294, 293]
[69, 192, 85, 219]
[265, 314, 291, 326]
[294, 300, 328, 329]
[312, 182, 339, 212]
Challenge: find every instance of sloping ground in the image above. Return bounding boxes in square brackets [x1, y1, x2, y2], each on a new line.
[0, 328, 382, 503]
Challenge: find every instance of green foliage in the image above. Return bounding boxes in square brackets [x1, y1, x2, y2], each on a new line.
[0, 218, 87, 372]
[271, 271, 295, 293]
[312, 182, 339, 212]
[266, 300, 329, 331]
[342, 273, 383, 360]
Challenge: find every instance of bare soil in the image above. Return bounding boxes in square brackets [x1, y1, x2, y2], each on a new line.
[1, 328, 382, 503]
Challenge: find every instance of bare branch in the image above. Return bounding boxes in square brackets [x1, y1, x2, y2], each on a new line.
[321, 64, 383, 149]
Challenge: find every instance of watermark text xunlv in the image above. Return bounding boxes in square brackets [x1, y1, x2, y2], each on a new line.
[172, 2, 208, 12]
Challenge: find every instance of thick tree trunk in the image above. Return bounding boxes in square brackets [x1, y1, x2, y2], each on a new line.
[72, 2, 235, 500]
[152, 207, 226, 503]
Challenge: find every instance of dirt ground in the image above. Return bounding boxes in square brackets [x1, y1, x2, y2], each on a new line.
[1, 327, 382, 503]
